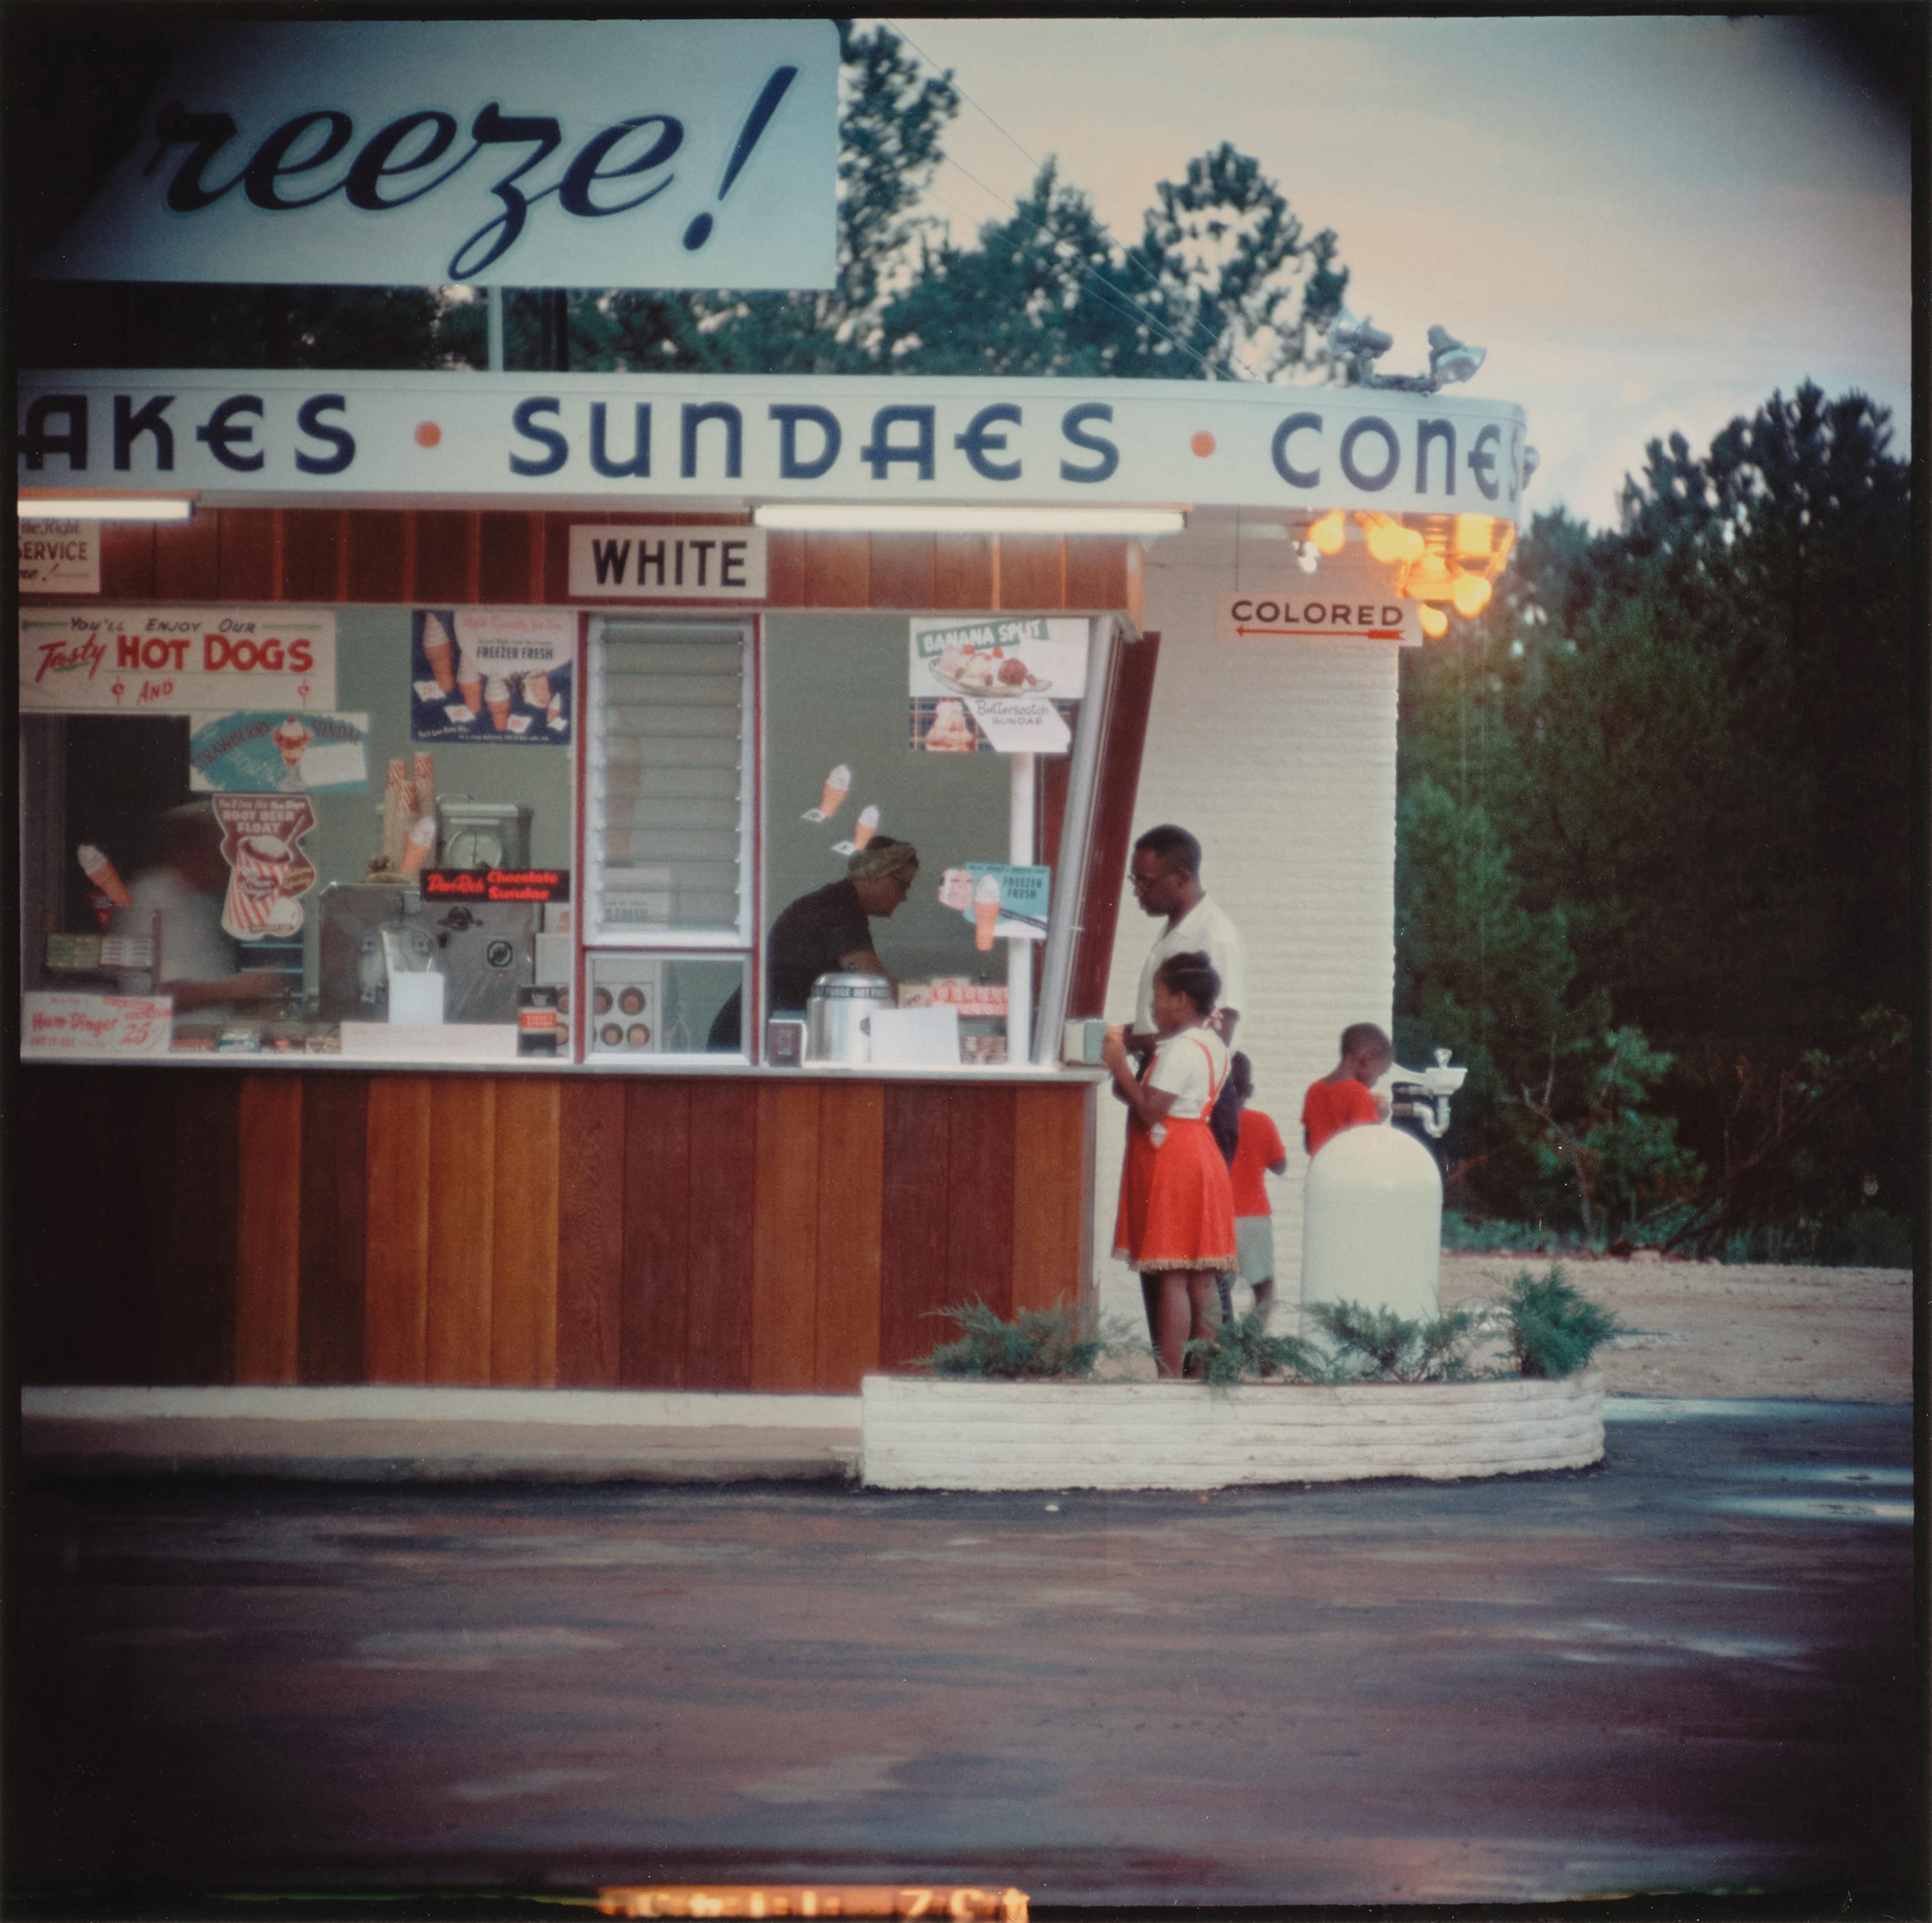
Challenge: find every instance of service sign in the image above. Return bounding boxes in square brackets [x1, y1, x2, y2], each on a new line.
[18, 517, 98, 593]
[18, 606, 336, 712]
[1214, 589, 1424, 647]
[18, 374, 1535, 522]
[35, 19, 837, 290]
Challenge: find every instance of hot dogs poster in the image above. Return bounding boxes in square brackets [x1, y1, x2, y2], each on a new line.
[410, 608, 573, 746]
[908, 615, 1085, 754]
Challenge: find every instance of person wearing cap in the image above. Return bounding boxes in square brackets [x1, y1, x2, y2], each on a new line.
[706, 838, 921, 1049]
[768, 837, 920, 1009]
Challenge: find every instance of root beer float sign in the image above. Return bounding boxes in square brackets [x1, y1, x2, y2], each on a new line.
[17, 374, 1533, 521]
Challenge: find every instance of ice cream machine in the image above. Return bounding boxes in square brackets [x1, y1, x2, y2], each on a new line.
[317, 883, 537, 1023]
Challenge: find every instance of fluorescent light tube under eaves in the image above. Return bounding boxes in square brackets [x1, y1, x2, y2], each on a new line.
[18, 495, 196, 522]
[753, 504, 1185, 536]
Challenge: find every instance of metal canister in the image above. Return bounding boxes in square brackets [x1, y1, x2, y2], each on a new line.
[804, 971, 894, 1064]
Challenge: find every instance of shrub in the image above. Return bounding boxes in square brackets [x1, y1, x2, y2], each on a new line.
[1304, 1299, 1487, 1383]
[918, 1300, 1105, 1380]
[1500, 1265, 1624, 1378]
[1183, 1310, 1330, 1386]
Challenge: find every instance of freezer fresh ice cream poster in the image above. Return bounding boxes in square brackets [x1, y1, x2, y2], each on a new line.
[410, 608, 573, 745]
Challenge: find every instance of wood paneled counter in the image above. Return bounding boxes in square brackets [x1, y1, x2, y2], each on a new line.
[17, 1066, 1097, 1394]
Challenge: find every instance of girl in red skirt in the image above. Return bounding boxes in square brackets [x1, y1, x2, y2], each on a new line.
[1103, 950, 1238, 1379]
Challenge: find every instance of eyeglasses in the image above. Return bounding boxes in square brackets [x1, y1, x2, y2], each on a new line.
[1130, 870, 1165, 893]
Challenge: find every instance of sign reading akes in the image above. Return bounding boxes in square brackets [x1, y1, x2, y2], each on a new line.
[35, 19, 836, 291]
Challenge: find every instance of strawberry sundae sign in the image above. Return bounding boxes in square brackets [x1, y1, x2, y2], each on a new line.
[19, 606, 336, 712]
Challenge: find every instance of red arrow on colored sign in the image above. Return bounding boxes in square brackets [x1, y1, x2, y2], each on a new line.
[1235, 626, 1406, 640]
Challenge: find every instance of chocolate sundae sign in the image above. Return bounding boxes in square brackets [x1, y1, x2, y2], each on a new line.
[908, 616, 1087, 756]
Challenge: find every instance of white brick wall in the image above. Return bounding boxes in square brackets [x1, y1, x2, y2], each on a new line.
[1094, 532, 1400, 1327]
[861, 1370, 1606, 1490]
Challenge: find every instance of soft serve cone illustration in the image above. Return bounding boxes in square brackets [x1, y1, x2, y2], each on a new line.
[973, 872, 1003, 951]
[831, 803, 880, 857]
[803, 763, 851, 822]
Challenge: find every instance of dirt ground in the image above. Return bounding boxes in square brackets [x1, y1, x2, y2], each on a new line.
[1436, 1252, 1915, 1403]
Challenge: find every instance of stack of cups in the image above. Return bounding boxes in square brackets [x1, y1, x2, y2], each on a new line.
[382, 759, 412, 870]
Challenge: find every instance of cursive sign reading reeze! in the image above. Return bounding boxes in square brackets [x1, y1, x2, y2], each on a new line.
[34, 20, 837, 291]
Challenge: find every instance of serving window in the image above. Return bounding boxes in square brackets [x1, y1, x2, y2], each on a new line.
[20, 594, 1119, 1073]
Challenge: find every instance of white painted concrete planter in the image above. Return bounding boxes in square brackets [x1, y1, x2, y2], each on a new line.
[860, 1368, 1604, 1491]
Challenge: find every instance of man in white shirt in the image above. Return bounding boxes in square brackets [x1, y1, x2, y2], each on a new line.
[1128, 823, 1246, 1057]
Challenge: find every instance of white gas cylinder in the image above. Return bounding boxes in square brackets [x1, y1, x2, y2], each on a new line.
[1301, 1123, 1443, 1320]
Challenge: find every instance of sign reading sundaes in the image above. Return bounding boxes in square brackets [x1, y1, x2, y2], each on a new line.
[18, 374, 1535, 521]
[18, 606, 336, 712]
[35, 19, 837, 290]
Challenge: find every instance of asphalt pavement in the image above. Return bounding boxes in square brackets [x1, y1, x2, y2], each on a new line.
[8, 1398, 1922, 1916]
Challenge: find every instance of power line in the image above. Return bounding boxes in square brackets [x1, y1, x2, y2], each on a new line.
[885, 19, 1261, 383]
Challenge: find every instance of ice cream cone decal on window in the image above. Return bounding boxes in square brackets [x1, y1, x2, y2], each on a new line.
[803, 763, 851, 822]
[831, 803, 880, 857]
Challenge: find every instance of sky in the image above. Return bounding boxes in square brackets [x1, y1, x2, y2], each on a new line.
[874, 15, 1914, 529]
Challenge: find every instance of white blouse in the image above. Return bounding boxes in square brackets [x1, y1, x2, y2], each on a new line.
[1147, 1027, 1229, 1122]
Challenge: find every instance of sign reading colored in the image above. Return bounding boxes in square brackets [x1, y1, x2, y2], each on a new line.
[23, 992, 173, 1058]
[36, 19, 838, 290]
[190, 711, 369, 792]
[1214, 589, 1424, 648]
[19, 607, 336, 712]
[412, 608, 573, 744]
[18, 518, 98, 593]
[569, 525, 767, 598]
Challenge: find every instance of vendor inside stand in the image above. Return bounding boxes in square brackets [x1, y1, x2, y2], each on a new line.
[769, 836, 920, 1008]
[708, 837, 920, 1048]
[111, 801, 288, 1015]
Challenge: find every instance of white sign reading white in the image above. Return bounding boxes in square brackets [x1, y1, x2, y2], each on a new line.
[18, 518, 98, 594]
[18, 606, 337, 712]
[22, 992, 174, 1059]
[36, 19, 838, 291]
[18, 373, 1535, 523]
[1214, 588, 1424, 648]
[568, 526, 767, 599]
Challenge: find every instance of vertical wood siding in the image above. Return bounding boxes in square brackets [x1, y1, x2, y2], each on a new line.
[86, 511, 1134, 613]
[17, 1068, 1092, 1391]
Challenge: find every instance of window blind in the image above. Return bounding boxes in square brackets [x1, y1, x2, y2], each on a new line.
[589, 621, 750, 942]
